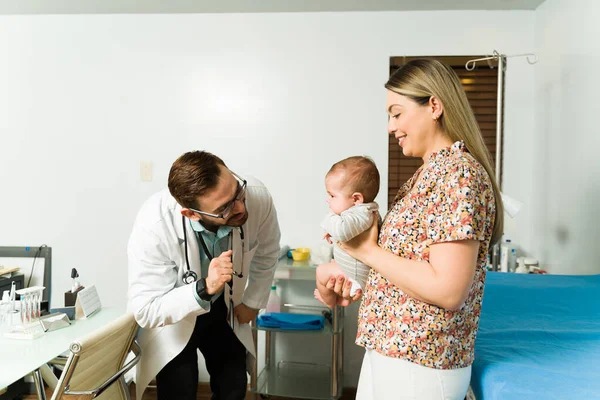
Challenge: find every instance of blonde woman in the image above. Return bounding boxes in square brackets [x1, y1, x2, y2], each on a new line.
[328, 59, 503, 399]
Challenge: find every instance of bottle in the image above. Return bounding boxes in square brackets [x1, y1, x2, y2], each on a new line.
[500, 239, 516, 272]
[508, 249, 517, 272]
[266, 286, 281, 313]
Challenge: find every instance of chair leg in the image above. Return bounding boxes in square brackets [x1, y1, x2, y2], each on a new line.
[121, 376, 133, 400]
[32, 368, 47, 400]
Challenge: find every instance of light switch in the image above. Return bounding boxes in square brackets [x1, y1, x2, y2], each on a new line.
[140, 161, 153, 182]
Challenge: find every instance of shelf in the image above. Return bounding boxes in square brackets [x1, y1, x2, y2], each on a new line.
[253, 314, 342, 335]
[251, 267, 344, 400]
[254, 361, 341, 399]
[273, 257, 318, 281]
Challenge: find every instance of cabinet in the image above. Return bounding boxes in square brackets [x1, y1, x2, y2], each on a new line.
[250, 257, 343, 399]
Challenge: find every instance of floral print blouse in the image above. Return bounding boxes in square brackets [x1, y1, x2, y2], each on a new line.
[355, 141, 496, 369]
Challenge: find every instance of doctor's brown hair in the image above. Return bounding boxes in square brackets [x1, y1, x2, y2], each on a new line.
[168, 151, 227, 209]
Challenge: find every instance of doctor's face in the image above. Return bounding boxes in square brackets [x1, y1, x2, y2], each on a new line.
[193, 167, 248, 229]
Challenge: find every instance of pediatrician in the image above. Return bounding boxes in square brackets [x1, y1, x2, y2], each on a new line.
[127, 150, 281, 400]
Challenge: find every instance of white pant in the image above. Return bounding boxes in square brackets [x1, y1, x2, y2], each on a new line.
[356, 350, 471, 400]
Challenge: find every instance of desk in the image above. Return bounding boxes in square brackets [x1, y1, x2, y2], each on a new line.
[0, 307, 125, 397]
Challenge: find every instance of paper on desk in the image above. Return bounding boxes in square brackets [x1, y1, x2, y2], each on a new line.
[75, 285, 102, 319]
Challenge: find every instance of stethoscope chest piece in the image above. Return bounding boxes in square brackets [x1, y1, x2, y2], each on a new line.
[182, 270, 198, 285]
[181, 215, 245, 285]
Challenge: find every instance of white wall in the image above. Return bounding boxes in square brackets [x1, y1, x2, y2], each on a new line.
[531, 0, 600, 274]
[0, 10, 535, 385]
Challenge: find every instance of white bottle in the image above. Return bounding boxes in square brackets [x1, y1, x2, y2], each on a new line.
[508, 248, 517, 272]
[266, 285, 281, 313]
[500, 239, 516, 272]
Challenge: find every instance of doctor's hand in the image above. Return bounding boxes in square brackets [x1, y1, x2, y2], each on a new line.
[234, 303, 258, 325]
[206, 250, 233, 295]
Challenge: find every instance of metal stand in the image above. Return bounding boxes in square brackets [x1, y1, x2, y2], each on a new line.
[250, 305, 343, 399]
[465, 51, 538, 271]
[250, 320, 258, 400]
[331, 305, 339, 398]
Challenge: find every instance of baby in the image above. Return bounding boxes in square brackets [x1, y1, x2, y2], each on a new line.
[315, 156, 380, 308]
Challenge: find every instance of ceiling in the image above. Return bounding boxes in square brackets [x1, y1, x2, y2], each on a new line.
[0, 0, 547, 15]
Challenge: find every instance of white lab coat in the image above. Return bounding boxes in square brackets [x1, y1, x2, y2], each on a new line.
[127, 176, 280, 400]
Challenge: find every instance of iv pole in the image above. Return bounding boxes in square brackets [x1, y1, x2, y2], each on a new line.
[465, 50, 538, 271]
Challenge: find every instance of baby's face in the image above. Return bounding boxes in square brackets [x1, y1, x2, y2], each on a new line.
[325, 172, 356, 215]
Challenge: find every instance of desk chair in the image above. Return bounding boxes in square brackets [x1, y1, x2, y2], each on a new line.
[49, 312, 140, 400]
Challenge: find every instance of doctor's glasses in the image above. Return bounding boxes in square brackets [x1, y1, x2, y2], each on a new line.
[189, 171, 247, 220]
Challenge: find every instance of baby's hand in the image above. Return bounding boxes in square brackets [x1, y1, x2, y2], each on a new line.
[323, 233, 333, 244]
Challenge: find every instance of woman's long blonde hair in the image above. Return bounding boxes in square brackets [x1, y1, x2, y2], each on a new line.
[386, 59, 504, 245]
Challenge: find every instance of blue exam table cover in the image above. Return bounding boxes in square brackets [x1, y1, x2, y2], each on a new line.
[256, 312, 325, 331]
[472, 272, 600, 399]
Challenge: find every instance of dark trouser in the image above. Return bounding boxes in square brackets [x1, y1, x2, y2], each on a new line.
[156, 296, 247, 400]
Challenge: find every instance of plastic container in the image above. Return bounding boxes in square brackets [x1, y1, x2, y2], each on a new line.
[515, 257, 529, 274]
[524, 257, 540, 272]
[266, 286, 281, 313]
[500, 239, 517, 272]
[291, 248, 311, 261]
[508, 248, 517, 272]
[279, 245, 291, 259]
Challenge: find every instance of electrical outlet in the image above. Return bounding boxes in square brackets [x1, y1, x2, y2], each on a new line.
[140, 161, 153, 182]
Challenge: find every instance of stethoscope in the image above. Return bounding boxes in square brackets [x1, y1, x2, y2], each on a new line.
[181, 215, 245, 285]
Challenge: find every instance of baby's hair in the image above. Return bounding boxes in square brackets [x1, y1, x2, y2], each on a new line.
[327, 156, 380, 202]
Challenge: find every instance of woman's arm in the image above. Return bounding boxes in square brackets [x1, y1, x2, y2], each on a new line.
[338, 221, 479, 310]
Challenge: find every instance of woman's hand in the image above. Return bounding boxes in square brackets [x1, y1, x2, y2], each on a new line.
[337, 215, 379, 264]
[325, 275, 363, 306]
